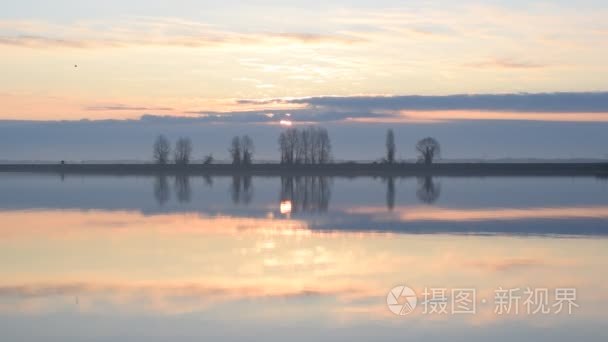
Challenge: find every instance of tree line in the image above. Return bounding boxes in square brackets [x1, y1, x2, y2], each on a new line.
[153, 134, 254, 166]
[153, 128, 440, 165]
[278, 127, 331, 165]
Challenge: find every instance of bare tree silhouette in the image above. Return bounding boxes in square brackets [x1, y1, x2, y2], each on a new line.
[279, 127, 331, 165]
[242, 135, 254, 165]
[153, 135, 171, 165]
[279, 128, 297, 164]
[203, 154, 213, 165]
[229, 136, 242, 165]
[416, 137, 440, 164]
[317, 127, 331, 164]
[386, 129, 395, 164]
[174, 137, 192, 165]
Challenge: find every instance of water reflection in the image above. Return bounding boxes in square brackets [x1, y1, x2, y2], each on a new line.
[152, 174, 442, 208]
[231, 175, 253, 205]
[7, 173, 604, 236]
[0, 210, 606, 329]
[416, 176, 441, 204]
[1, 174, 608, 341]
[280, 176, 331, 214]
[154, 174, 193, 205]
[174, 174, 191, 203]
[153, 174, 170, 205]
[203, 174, 213, 187]
[280, 200, 293, 215]
[384, 177, 395, 211]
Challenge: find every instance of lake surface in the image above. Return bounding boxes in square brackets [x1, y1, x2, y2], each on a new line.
[0, 173, 607, 341]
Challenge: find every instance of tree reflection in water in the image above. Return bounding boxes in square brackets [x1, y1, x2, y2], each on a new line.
[416, 176, 441, 204]
[384, 176, 395, 211]
[151, 174, 439, 209]
[154, 174, 170, 205]
[280, 176, 331, 214]
[175, 174, 191, 203]
[231, 175, 253, 205]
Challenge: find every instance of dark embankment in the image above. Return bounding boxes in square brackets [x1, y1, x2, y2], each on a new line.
[1, 162, 607, 177]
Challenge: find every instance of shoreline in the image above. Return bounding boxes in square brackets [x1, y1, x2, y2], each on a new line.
[1, 162, 607, 177]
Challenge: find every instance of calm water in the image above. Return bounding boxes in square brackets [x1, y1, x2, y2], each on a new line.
[0, 173, 607, 341]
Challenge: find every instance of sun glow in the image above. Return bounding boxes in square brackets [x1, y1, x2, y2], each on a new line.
[279, 120, 293, 126]
[280, 200, 293, 214]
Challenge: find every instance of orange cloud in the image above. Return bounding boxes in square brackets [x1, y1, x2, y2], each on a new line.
[400, 110, 608, 123]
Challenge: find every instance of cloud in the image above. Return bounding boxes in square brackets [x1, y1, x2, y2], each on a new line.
[67, 91, 608, 125]
[86, 104, 174, 111]
[145, 109, 393, 125]
[235, 98, 291, 105]
[464, 58, 550, 69]
[20, 91, 608, 126]
[0, 18, 366, 49]
[268, 32, 365, 44]
[287, 92, 608, 113]
[0, 35, 90, 48]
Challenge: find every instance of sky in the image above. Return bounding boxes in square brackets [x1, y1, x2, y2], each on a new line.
[0, 0, 607, 160]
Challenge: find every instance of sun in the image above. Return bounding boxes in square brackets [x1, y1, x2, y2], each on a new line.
[279, 120, 293, 126]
